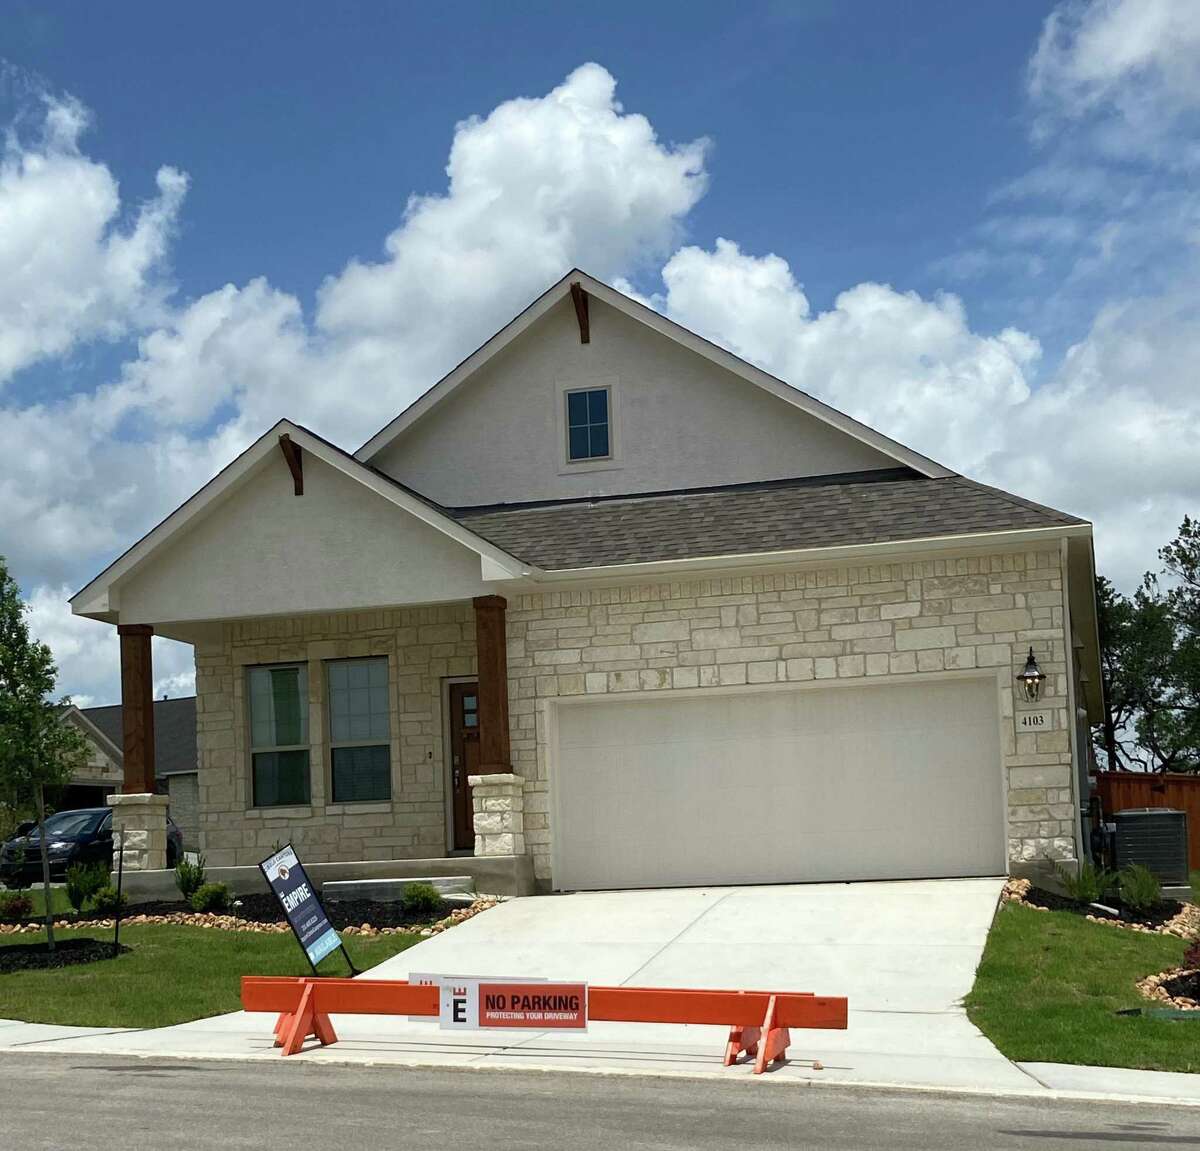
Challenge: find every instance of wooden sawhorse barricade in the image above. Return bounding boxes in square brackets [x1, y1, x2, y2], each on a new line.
[241, 976, 848, 1074]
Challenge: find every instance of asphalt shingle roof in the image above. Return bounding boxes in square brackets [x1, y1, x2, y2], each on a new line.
[449, 470, 1085, 571]
[81, 696, 197, 777]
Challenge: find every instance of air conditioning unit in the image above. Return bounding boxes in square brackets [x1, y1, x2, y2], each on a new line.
[1113, 808, 1189, 887]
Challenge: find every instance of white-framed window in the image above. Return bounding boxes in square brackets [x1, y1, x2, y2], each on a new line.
[248, 664, 310, 807]
[565, 386, 611, 462]
[327, 657, 391, 803]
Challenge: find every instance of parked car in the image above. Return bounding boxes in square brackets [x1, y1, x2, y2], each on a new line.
[0, 807, 183, 887]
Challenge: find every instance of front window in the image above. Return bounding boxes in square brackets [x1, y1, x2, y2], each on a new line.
[327, 658, 391, 803]
[248, 664, 310, 806]
[566, 387, 610, 461]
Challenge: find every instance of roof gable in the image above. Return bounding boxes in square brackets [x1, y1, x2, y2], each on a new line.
[355, 269, 954, 481]
[71, 421, 528, 621]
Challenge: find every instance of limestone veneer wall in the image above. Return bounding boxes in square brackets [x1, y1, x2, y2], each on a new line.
[195, 605, 476, 866]
[505, 547, 1076, 884]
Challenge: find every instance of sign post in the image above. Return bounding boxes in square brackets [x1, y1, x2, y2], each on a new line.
[259, 843, 356, 976]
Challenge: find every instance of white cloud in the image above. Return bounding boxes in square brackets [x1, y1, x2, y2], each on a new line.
[656, 239, 1039, 473]
[26, 584, 194, 706]
[0, 94, 185, 384]
[1029, 0, 1200, 163]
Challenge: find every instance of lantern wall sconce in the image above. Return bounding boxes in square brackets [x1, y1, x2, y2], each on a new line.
[1016, 646, 1045, 703]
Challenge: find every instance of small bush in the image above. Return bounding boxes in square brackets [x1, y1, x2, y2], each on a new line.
[0, 890, 33, 918]
[190, 882, 231, 914]
[174, 854, 207, 900]
[400, 882, 442, 916]
[65, 861, 109, 913]
[1055, 859, 1115, 904]
[1184, 940, 1200, 971]
[91, 885, 129, 916]
[1117, 864, 1163, 912]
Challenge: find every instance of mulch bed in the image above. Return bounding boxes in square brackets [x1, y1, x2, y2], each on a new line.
[0, 937, 129, 974]
[1004, 877, 1199, 939]
[1, 893, 452, 932]
[1162, 970, 1200, 1003]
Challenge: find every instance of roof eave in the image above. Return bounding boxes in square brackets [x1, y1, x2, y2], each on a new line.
[518, 522, 1093, 583]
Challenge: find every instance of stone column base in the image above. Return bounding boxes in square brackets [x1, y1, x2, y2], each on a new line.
[106, 792, 170, 872]
[468, 773, 525, 857]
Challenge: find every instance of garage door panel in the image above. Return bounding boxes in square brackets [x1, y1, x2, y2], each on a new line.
[553, 678, 1005, 890]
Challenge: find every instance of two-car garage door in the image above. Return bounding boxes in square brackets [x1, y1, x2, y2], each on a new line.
[552, 677, 1005, 891]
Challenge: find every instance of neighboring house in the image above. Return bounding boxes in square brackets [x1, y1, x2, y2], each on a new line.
[69, 270, 1102, 891]
[60, 697, 200, 848]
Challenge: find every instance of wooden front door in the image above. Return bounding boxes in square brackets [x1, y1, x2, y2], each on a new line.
[448, 682, 480, 852]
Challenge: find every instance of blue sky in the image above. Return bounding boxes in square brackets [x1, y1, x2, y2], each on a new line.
[2, 1, 1198, 702]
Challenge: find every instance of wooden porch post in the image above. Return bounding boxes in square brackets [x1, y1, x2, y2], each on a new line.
[117, 623, 156, 793]
[472, 595, 511, 773]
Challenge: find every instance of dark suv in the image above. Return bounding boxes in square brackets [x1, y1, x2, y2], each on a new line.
[0, 807, 183, 886]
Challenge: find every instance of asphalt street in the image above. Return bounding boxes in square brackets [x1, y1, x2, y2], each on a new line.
[3, 1053, 1199, 1149]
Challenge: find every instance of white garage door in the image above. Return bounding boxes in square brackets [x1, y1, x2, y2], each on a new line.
[552, 677, 1004, 890]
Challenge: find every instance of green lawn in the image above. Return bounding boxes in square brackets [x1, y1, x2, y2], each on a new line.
[965, 902, 1194, 1073]
[22, 886, 73, 917]
[0, 925, 418, 1028]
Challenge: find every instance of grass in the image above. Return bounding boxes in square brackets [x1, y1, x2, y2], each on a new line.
[0, 925, 418, 1029]
[20, 886, 73, 917]
[965, 902, 1194, 1073]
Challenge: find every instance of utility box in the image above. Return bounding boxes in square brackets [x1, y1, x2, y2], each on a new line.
[1113, 808, 1189, 887]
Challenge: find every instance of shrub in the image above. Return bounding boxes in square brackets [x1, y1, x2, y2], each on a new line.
[1117, 864, 1163, 912]
[91, 885, 129, 916]
[65, 861, 109, 913]
[1055, 859, 1115, 904]
[174, 854, 207, 901]
[190, 882, 231, 914]
[0, 890, 33, 919]
[400, 882, 442, 917]
[1184, 940, 1200, 971]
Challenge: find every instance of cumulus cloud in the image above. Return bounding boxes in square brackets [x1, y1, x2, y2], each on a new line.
[26, 584, 195, 707]
[0, 93, 186, 384]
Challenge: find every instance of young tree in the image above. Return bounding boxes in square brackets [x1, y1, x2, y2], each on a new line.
[0, 557, 90, 950]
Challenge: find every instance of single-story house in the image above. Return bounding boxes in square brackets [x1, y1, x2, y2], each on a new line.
[59, 697, 200, 848]
[69, 270, 1102, 892]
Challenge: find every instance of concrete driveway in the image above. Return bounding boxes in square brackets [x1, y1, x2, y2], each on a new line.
[10, 878, 1030, 1091]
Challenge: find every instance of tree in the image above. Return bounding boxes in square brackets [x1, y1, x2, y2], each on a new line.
[0, 556, 90, 950]
[1093, 518, 1200, 774]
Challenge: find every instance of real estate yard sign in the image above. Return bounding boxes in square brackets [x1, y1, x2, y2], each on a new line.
[260, 844, 344, 970]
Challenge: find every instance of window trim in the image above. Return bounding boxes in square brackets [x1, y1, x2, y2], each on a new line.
[326, 656, 392, 804]
[246, 662, 311, 809]
[555, 377, 622, 475]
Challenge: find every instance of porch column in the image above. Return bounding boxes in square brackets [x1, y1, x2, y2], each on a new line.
[117, 623, 156, 793]
[472, 595, 511, 773]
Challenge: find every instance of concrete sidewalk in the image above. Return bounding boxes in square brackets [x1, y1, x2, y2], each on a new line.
[1, 881, 1196, 1107]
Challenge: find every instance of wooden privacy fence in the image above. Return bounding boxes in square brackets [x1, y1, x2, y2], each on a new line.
[1095, 771, 1200, 870]
[242, 976, 849, 1074]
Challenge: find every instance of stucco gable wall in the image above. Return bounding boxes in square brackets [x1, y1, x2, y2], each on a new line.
[372, 296, 898, 506]
[116, 453, 494, 625]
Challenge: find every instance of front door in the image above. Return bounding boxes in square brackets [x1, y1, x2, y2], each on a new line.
[448, 682, 480, 852]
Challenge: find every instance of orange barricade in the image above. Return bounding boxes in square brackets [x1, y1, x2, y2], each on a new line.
[241, 976, 848, 1074]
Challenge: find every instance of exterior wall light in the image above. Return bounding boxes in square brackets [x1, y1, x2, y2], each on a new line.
[1016, 647, 1045, 703]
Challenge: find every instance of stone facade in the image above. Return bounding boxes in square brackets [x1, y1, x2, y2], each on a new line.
[469, 773, 526, 856]
[107, 792, 170, 871]
[190, 545, 1078, 885]
[163, 773, 200, 850]
[195, 605, 476, 866]
[505, 546, 1076, 883]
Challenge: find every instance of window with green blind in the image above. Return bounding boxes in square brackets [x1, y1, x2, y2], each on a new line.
[248, 664, 310, 807]
[327, 657, 392, 803]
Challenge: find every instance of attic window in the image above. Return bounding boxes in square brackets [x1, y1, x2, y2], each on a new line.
[566, 387, 610, 462]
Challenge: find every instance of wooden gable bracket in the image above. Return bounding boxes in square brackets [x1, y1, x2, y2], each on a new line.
[279, 433, 303, 495]
[569, 281, 590, 344]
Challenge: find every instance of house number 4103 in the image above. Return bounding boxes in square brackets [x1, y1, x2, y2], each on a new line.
[1018, 710, 1052, 730]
